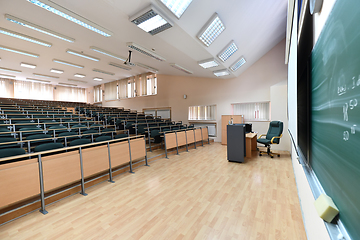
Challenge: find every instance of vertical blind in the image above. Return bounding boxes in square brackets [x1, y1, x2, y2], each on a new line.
[232, 102, 270, 121]
[0, 78, 14, 98]
[14, 81, 53, 100]
[104, 81, 117, 100]
[55, 86, 86, 102]
[188, 105, 216, 120]
[94, 85, 102, 102]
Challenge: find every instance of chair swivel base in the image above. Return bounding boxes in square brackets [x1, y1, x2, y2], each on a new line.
[259, 146, 280, 158]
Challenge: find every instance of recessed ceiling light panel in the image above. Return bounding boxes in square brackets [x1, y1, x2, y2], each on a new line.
[68, 79, 87, 83]
[25, 78, 51, 83]
[90, 46, 126, 61]
[0, 27, 52, 47]
[33, 73, 59, 79]
[66, 49, 99, 61]
[50, 69, 64, 74]
[213, 69, 230, 77]
[109, 62, 132, 71]
[0, 74, 16, 79]
[160, 0, 193, 18]
[218, 41, 238, 62]
[198, 58, 219, 69]
[93, 77, 103, 81]
[0, 45, 39, 58]
[127, 42, 166, 61]
[130, 5, 173, 35]
[198, 13, 225, 47]
[58, 82, 77, 86]
[53, 59, 84, 68]
[5, 14, 75, 43]
[135, 62, 159, 73]
[92, 69, 115, 75]
[230, 57, 246, 72]
[26, 0, 113, 37]
[20, 62, 37, 69]
[74, 73, 85, 78]
[0, 67, 22, 73]
[170, 63, 193, 74]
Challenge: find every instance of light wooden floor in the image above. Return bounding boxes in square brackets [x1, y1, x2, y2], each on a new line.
[0, 143, 306, 240]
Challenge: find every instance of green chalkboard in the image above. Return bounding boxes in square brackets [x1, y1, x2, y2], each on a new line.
[311, 0, 360, 239]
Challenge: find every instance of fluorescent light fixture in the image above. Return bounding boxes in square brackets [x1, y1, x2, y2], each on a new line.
[93, 77, 103, 81]
[0, 67, 22, 73]
[109, 62, 131, 71]
[58, 82, 77, 86]
[50, 69, 64, 74]
[218, 41, 238, 62]
[90, 46, 126, 61]
[20, 62, 37, 69]
[126, 42, 166, 61]
[33, 73, 59, 79]
[170, 63, 193, 74]
[53, 59, 84, 68]
[198, 58, 219, 69]
[0, 45, 39, 58]
[0, 74, 16, 79]
[130, 5, 173, 35]
[25, 78, 51, 83]
[26, 0, 113, 37]
[68, 79, 86, 83]
[5, 14, 75, 43]
[74, 73, 85, 78]
[160, 0, 193, 18]
[230, 57, 246, 72]
[198, 13, 225, 47]
[0, 27, 52, 47]
[66, 49, 99, 62]
[135, 62, 159, 73]
[213, 69, 230, 77]
[92, 69, 114, 75]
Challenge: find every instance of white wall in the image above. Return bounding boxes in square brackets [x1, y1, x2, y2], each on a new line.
[100, 39, 290, 151]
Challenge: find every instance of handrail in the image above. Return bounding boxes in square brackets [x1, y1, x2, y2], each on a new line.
[0, 134, 144, 163]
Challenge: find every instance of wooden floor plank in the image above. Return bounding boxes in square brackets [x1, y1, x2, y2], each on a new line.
[0, 143, 306, 240]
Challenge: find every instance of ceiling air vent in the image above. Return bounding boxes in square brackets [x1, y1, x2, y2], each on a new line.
[126, 42, 166, 62]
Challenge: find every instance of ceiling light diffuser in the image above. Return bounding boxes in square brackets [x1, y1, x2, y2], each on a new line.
[53, 59, 84, 68]
[127, 42, 166, 61]
[109, 62, 131, 71]
[230, 57, 246, 71]
[5, 14, 75, 43]
[66, 49, 99, 61]
[0, 27, 52, 47]
[74, 73, 85, 78]
[218, 41, 238, 62]
[213, 69, 230, 77]
[135, 62, 159, 73]
[92, 69, 114, 75]
[160, 0, 193, 18]
[20, 63, 37, 69]
[25, 78, 51, 83]
[26, 0, 113, 37]
[0, 45, 39, 58]
[0, 67, 22, 73]
[58, 82, 77, 86]
[198, 13, 225, 47]
[198, 58, 219, 69]
[90, 47, 126, 61]
[68, 79, 87, 83]
[33, 73, 59, 79]
[170, 63, 193, 74]
[0, 74, 16, 79]
[93, 77, 103, 81]
[50, 69, 64, 74]
[130, 5, 172, 35]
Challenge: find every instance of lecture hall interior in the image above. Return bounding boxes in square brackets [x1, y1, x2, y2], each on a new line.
[0, 0, 354, 239]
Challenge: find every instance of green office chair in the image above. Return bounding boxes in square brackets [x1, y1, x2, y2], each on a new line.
[257, 121, 283, 158]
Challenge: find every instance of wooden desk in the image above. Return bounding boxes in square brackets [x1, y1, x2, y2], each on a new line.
[245, 132, 257, 158]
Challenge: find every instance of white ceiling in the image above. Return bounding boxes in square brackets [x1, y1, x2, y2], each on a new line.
[0, 0, 288, 88]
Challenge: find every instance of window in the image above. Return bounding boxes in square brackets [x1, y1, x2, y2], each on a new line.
[188, 105, 216, 120]
[232, 102, 270, 121]
[94, 85, 102, 102]
[14, 80, 53, 100]
[144, 107, 171, 120]
[104, 81, 117, 100]
[118, 73, 157, 99]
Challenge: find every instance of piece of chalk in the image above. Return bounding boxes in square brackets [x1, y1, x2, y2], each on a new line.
[314, 194, 339, 223]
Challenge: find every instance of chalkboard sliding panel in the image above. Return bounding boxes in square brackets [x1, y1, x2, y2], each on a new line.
[310, 0, 360, 239]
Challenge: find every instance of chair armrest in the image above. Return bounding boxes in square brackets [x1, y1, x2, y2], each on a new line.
[258, 134, 266, 139]
[270, 134, 283, 144]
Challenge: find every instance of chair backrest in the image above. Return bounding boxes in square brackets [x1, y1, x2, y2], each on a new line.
[34, 142, 63, 152]
[95, 136, 112, 142]
[115, 133, 128, 139]
[0, 148, 26, 158]
[69, 138, 91, 146]
[266, 121, 283, 144]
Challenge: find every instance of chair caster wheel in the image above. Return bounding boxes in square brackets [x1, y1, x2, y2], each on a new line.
[271, 156, 274, 158]
[259, 153, 262, 156]
[278, 155, 280, 157]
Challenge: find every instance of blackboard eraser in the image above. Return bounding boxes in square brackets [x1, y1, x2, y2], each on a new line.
[314, 194, 339, 222]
